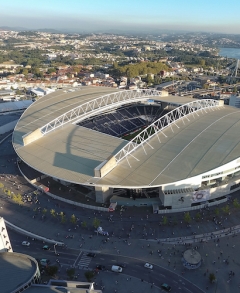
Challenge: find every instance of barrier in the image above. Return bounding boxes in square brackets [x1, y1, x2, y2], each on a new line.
[4, 219, 64, 246]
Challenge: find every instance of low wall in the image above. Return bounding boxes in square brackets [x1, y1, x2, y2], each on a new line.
[5, 219, 64, 246]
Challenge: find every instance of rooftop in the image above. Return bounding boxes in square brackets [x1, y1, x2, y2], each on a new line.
[0, 252, 37, 293]
[12, 87, 240, 188]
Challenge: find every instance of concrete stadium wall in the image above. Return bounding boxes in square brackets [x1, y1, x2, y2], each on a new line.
[17, 161, 109, 212]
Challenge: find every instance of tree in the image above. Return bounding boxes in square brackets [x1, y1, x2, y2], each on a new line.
[46, 265, 58, 276]
[42, 208, 48, 216]
[50, 209, 56, 218]
[47, 67, 56, 74]
[184, 212, 191, 224]
[67, 268, 75, 280]
[233, 198, 240, 209]
[93, 217, 100, 229]
[195, 212, 201, 221]
[12, 193, 23, 205]
[59, 211, 67, 224]
[146, 74, 153, 85]
[70, 214, 77, 225]
[162, 216, 168, 225]
[214, 208, 220, 216]
[85, 270, 95, 282]
[81, 220, 87, 228]
[222, 205, 230, 214]
[199, 59, 205, 67]
[209, 273, 216, 283]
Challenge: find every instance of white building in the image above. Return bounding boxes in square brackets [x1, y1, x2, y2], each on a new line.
[0, 217, 12, 252]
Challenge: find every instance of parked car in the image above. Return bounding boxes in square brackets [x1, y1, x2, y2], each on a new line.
[22, 241, 30, 246]
[42, 245, 50, 250]
[144, 262, 153, 269]
[86, 252, 96, 257]
[161, 283, 171, 292]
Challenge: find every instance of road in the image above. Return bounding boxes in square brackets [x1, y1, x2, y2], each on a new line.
[9, 229, 203, 292]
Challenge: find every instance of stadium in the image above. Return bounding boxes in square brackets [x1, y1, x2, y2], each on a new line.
[12, 86, 240, 213]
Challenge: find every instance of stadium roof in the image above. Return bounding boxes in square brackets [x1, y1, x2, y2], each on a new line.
[0, 252, 37, 293]
[12, 87, 240, 188]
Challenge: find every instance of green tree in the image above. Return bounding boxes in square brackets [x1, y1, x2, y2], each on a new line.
[70, 214, 77, 225]
[85, 270, 95, 282]
[184, 212, 191, 224]
[81, 220, 87, 229]
[46, 265, 58, 276]
[214, 208, 220, 216]
[59, 211, 67, 224]
[233, 198, 240, 209]
[47, 67, 56, 74]
[93, 217, 100, 229]
[195, 212, 201, 221]
[42, 208, 48, 216]
[146, 73, 153, 85]
[222, 205, 230, 214]
[50, 209, 56, 218]
[199, 59, 205, 67]
[209, 273, 216, 283]
[162, 216, 168, 225]
[67, 268, 75, 280]
[12, 193, 23, 205]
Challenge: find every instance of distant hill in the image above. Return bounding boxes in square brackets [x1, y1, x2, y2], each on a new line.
[0, 26, 62, 34]
[0, 26, 28, 31]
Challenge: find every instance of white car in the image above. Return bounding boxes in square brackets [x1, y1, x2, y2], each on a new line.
[144, 262, 153, 269]
[22, 241, 30, 246]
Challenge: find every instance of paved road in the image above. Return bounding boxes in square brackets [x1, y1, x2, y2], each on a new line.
[10, 229, 202, 293]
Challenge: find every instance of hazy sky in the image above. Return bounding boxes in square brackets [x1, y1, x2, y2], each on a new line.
[1, 0, 240, 34]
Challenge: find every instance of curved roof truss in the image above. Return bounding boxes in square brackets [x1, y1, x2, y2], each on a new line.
[41, 89, 160, 135]
[114, 99, 220, 166]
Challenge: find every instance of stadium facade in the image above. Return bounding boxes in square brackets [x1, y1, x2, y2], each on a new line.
[12, 87, 240, 212]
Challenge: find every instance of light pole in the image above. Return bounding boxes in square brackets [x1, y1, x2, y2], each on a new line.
[54, 243, 57, 255]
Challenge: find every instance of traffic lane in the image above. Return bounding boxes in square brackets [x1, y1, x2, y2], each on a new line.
[91, 253, 203, 293]
[13, 243, 80, 267]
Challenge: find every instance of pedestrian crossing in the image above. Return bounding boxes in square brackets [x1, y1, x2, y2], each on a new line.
[77, 252, 92, 269]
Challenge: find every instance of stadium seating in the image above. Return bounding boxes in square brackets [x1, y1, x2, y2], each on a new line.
[77, 104, 169, 138]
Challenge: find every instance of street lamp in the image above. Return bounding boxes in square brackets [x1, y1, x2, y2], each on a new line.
[54, 243, 58, 255]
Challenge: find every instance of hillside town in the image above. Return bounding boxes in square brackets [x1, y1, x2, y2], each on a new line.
[0, 29, 239, 102]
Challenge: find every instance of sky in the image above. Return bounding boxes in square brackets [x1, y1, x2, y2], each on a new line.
[1, 0, 240, 34]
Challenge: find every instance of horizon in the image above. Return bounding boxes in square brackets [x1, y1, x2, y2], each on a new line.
[1, 0, 240, 35]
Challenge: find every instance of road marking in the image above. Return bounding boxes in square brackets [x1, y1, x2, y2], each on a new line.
[184, 288, 192, 293]
[100, 258, 105, 260]
[159, 273, 165, 277]
[73, 251, 82, 267]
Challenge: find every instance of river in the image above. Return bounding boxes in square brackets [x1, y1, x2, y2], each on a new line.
[219, 47, 240, 59]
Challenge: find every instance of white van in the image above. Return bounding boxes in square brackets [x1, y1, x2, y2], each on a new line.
[111, 265, 122, 273]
